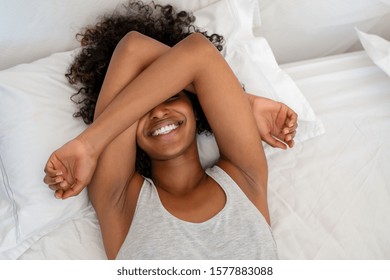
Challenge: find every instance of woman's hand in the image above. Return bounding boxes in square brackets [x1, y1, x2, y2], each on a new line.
[43, 136, 98, 199]
[248, 94, 298, 149]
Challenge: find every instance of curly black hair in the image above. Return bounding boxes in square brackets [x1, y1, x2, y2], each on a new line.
[66, 0, 223, 177]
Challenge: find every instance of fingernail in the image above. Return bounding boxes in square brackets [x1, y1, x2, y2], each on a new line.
[60, 181, 67, 188]
[56, 171, 63, 176]
[55, 177, 63, 183]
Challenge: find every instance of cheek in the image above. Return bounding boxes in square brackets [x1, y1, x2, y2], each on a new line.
[188, 114, 198, 134]
[136, 119, 148, 149]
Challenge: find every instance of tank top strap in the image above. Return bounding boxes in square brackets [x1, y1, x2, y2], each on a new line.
[205, 165, 248, 202]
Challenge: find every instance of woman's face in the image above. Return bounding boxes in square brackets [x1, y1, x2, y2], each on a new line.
[136, 92, 197, 161]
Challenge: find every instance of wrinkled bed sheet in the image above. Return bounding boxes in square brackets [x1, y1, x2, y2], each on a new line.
[270, 51, 390, 259]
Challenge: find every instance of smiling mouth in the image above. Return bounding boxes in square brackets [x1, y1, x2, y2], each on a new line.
[150, 121, 183, 137]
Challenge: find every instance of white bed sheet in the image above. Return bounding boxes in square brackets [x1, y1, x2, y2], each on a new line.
[271, 51, 390, 259]
[19, 51, 390, 260]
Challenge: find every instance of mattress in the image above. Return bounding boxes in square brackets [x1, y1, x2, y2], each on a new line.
[18, 50, 390, 260]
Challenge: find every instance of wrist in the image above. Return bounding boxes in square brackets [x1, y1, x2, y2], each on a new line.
[75, 132, 100, 161]
[246, 92, 256, 111]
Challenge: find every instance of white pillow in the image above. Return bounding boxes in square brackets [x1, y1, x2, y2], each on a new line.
[255, 0, 390, 63]
[0, 0, 220, 71]
[356, 29, 390, 77]
[193, 0, 261, 43]
[0, 0, 321, 259]
[0, 51, 91, 259]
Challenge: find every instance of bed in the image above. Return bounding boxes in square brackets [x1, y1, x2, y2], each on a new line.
[1, 0, 390, 260]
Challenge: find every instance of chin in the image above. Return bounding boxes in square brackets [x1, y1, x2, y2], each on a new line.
[146, 136, 198, 162]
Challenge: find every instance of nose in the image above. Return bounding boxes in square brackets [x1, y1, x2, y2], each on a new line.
[149, 103, 169, 120]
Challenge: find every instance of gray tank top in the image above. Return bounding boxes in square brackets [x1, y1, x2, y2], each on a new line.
[116, 166, 278, 259]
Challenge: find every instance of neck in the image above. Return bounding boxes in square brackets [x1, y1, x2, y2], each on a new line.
[150, 143, 206, 195]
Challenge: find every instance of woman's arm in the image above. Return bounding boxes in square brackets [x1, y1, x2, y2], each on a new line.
[44, 32, 172, 199]
[83, 33, 265, 183]
[88, 32, 179, 258]
[58, 34, 262, 197]
[45, 35, 296, 198]
[46, 33, 266, 192]
[44, 33, 297, 220]
[45, 32, 186, 258]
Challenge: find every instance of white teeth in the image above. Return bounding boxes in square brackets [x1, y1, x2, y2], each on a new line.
[151, 123, 179, 136]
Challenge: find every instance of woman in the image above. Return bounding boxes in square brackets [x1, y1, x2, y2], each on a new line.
[43, 2, 297, 259]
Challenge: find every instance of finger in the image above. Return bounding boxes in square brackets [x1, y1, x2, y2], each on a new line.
[43, 174, 51, 185]
[282, 127, 293, 135]
[283, 131, 294, 144]
[62, 180, 86, 199]
[283, 128, 297, 140]
[286, 130, 297, 141]
[263, 133, 287, 150]
[49, 184, 60, 191]
[44, 175, 64, 185]
[48, 180, 72, 192]
[284, 130, 297, 147]
[286, 139, 295, 148]
[44, 159, 63, 177]
[282, 123, 298, 140]
[48, 178, 71, 191]
[59, 180, 72, 191]
[287, 110, 298, 127]
[55, 189, 64, 199]
[284, 119, 298, 132]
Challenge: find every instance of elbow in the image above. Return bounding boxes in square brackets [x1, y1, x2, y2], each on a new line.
[182, 32, 220, 60]
[117, 31, 147, 54]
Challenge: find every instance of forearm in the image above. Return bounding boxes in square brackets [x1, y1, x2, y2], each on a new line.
[94, 32, 196, 122]
[94, 32, 170, 120]
[78, 33, 209, 155]
[79, 33, 267, 187]
[87, 33, 172, 200]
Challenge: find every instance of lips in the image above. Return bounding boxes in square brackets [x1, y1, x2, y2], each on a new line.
[149, 120, 183, 137]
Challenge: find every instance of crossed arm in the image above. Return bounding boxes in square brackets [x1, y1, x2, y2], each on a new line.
[44, 32, 297, 198]
[44, 32, 297, 197]
[43, 32, 297, 258]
